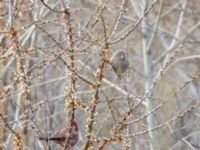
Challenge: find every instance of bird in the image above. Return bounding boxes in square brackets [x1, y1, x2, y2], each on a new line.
[110, 50, 129, 78]
[38, 121, 79, 149]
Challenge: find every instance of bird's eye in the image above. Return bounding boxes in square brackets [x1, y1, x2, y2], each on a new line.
[120, 54, 125, 59]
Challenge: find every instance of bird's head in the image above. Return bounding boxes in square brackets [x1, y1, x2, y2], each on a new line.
[113, 50, 126, 61]
[71, 121, 78, 132]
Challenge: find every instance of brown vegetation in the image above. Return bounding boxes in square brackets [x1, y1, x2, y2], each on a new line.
[0, 0, 200, 149]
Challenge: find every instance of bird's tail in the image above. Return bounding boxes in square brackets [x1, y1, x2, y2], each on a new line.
[37, 137, 49, 141]
[38, 136, 65, 141]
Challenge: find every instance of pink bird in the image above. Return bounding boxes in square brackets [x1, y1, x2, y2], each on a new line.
[38, 121, 79, 149]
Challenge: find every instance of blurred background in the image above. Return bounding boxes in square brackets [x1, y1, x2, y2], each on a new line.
[0, 0, 200, 149]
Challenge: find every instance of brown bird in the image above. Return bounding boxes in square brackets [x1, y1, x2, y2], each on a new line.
[38, 121, 79, 149]
[110, 50, 129, 78]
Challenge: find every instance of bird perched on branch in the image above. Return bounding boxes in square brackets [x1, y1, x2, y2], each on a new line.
[110, 50, 129, 78]
[38, 121, 79, 149]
